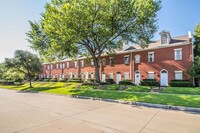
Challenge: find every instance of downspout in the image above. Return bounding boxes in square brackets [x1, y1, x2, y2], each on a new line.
[130, 52, 133, 81]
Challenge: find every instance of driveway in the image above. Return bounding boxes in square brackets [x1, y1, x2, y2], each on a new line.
[0, 89, 200, 133]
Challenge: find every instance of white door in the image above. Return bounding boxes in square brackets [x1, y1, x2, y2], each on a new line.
[81, 73, 84, 80]
[102, 73, 106, 82]
[116, 73, 121, 84]
[85, 72, 88, 81]
[160, 70, 168, 86]
[135, 71, 141, 85]
[70, 73, 73, 79]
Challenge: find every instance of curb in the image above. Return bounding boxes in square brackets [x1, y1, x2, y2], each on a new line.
[72, 95, 200, 113]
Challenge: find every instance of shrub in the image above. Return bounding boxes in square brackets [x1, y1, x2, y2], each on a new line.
[170, 80, 193, 87]
[14, 79, 23, 83]
[105, 78, 115, 84]
[119, 80, 134, 85]
[99, 82, 110, 85]
[43, 78, 50, 82]
[49, 78, 58, 82]
[82, 82, 99, 86]
[141, 79, 159, 86]
[87, 78, 96, 82]
[0, 80, 14, 85]
[59, 78, 68, 82]
[37, 78, 44, 81]
[69, 78, 83, 83]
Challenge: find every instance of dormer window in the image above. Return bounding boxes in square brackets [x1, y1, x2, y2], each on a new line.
[159, 30, 171, 45]
[161, 34, 168, 44]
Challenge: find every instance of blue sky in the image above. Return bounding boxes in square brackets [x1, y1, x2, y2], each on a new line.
[0, 0, 200, 62]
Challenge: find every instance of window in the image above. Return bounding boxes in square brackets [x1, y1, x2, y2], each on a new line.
[91, 59, 94, 66]
[47, 65, 50, 70]
[74, 73, 77, 78]
[109, 57, 114, 65]
[81, 60, 84, 67]
[124, 55, 130, 64]
[174, 48, 182, 60]
[90, 73, 94, 78]
[102, 59, 106, 67]
[124, 72, 129, 80]
[161, 34, 168, 44]
[148, 52, 154, 62]
[66, 62, 69, 68]
[50, 64, 53, 70]
[74, 61, 77, 68]
[135, 54, 140, 63]
[148, 72, 154, 79]
[175, 71, 183, 80]
[109, 73, 113, 79]
[62, 63, 65, 69]
[60, 64, 62, 69]
[56, 64, 59, 69]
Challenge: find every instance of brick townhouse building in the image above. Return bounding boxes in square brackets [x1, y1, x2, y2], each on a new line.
[40, 30, 193, 86]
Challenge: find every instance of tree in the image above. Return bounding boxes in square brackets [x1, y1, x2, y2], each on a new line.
[28, 0, 161, 83]
[191, 23, 200, 86]
[4, 50, 42, 87]
[0, 63, 5, 79]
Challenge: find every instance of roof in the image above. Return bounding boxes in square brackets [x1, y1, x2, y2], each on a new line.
[43, 34, 191, 64]
[129, 34, 190, 51]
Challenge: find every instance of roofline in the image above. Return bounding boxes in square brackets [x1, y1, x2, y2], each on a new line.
[43, 41, 192, 64]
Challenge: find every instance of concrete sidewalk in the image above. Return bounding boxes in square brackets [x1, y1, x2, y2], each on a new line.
[0, 89, 200, 133]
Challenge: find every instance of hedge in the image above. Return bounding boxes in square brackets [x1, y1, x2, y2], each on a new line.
[119, 80, 134, 85]
[87, 78, 96, 82]
[141, 79, 159, 86]
[59, 78, 68, 82]
[105, 78, 115, 84]
[0, 80, 15, 85]
[49, 78, 58, 82]
[170, 80, 193, 87]
[69, 78, 83, 83]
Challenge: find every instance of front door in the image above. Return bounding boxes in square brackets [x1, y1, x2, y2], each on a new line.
[135, 71, 141, 85]
[85, 72, 88, 81]
[102, 73, 106, 82]
[116, 73, 121, 84]
[160, 70, 168, 86]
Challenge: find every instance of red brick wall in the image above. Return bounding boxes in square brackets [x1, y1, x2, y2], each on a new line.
[41, 43, 193, 84]
[133, 44, 192, 83]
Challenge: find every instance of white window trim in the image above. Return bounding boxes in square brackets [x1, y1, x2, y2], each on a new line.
[148, 72, 154, 74]
[109, 73, 113, 79]
[124, 56, 130, 64]
[102, 58, 106, 66]
[81, 60, 84, 67]
[135, 54, 140, 64]
[66, 62, 69, 68]
[148, 72, 154, 79]
[175, 71, 183, 80]
[174, 48, 182, 60]
[124, 72, 129, 79]
[74, 61, 77, 68]
[148, 52, 154, 62]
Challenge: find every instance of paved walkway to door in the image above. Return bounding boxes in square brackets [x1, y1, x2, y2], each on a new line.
[0, 88, 200, 133]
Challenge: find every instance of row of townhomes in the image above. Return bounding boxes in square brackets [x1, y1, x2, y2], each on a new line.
[40, 30, 193, 86]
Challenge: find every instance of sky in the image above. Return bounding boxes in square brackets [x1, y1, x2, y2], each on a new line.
[0, 0, 200, 63]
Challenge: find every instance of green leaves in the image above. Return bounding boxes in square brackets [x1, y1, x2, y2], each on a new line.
[27, 0, 161, 82]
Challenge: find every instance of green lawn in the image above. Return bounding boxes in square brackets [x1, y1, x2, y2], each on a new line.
[161, 87, 200, 95]
[0, 82, 200, 108]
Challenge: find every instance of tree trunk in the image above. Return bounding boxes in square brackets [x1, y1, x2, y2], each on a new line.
[94, 58, 101, 83]
[29, 74, 32, 88]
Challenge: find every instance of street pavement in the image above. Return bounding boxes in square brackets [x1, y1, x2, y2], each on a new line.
[0, 88, 200, 133]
